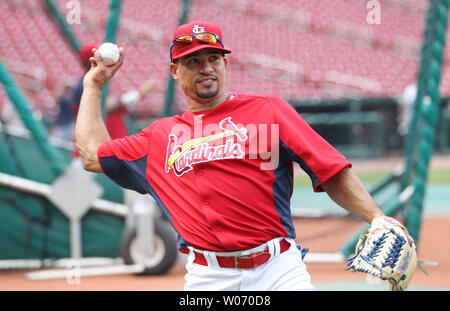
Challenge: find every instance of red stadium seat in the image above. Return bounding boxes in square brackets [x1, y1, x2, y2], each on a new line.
[0, 0, 446, 119]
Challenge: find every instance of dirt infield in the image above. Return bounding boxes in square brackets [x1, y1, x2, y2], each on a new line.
[1, 214, 448, 291]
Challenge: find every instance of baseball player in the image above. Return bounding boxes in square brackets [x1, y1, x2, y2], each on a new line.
[75, 21, 413, 290]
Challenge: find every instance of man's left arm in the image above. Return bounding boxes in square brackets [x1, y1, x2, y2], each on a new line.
[267, 95, 412, 242]
[321, 167, 383, 223]
[321, 167, 414, 245]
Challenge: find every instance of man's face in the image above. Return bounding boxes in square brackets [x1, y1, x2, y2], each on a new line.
[170, 48, 228, 103]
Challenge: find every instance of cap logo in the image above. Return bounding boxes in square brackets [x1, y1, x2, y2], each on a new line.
[192, 25, 205, 34]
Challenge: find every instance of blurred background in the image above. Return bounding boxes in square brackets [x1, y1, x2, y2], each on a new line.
[1, 0, 450, 154]
[0, 0, 449, 290]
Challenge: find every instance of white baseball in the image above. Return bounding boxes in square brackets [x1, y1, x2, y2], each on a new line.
[97, 43, 120, 65]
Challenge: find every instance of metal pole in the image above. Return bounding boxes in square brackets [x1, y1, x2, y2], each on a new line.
[162, 0, 191, 117]
[43, 0, 81, 53]
[101, 0, 123, 117]
[134, 200, 156, 260]
[70, 219, 82, 259]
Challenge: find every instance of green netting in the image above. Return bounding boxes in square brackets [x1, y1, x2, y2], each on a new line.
[407, 0, 449, 240]
[0, 187, 124, 259]
[341, 0, 449, 256]
[0, 129, 125, 260]
[0, 58, 66, 176]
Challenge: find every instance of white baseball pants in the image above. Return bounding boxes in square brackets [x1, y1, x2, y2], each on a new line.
[184, 237, 314, 291]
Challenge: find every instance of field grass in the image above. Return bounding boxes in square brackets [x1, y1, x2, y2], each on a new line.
[294, 167, 450, 188]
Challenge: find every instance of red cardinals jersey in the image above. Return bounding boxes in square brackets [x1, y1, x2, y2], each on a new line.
[98, 94, 351, 252]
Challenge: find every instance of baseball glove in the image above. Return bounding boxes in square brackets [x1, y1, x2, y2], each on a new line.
[346, 216, 417, 291]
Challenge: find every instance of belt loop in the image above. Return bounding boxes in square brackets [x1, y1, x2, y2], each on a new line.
[267, 238, 281, 257]
[187, 246, 196, 265]
[203, 251, 220, 269]
[267, 240, 275, 257]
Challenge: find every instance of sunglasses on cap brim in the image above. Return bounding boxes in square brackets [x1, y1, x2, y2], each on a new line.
[170, 32, 225, 62]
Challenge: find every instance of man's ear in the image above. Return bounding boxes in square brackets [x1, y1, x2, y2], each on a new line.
[223, 55, 228, 68]
[169, 62, 179, 80]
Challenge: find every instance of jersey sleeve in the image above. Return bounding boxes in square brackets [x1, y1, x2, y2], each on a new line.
[97, 126, 152, 194]
[269, 95, 352, 192]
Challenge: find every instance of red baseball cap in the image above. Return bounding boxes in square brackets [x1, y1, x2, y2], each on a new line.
[170, 21, 231, 62]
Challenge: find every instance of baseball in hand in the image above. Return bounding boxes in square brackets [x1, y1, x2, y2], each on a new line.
[97, 43, 120, 65]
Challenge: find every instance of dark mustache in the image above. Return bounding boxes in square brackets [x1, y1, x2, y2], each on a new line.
[195, 74, 218, 82]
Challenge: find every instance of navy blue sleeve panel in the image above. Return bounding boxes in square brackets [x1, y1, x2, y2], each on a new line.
[279, 139, 321, 190]
[99, 156, 148, 194]
[97, 127, 153, 194]
[268, 95, 352, 192]
[272, 142, 296, 238]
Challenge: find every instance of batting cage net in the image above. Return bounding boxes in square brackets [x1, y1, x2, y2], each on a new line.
[0, 0, 449, 268]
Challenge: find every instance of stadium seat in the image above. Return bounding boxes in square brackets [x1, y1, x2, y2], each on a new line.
[0, 0, 447, 119]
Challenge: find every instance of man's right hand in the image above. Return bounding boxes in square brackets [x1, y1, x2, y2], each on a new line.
[83, 46, 125, 89]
